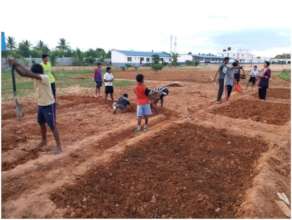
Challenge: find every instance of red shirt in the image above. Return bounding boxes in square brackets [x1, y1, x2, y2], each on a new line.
[134, 83, 149, 105]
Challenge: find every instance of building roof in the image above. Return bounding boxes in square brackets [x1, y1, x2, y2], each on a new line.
[113, 49, 171, 58]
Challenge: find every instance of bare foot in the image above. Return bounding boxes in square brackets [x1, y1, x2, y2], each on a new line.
[37, 141, 47, 148]
[52, 147, 62, 155]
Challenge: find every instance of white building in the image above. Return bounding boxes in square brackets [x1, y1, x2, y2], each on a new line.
[111, 49, 171, 67]
[177, 54, 193, 63]
[270, 58, 291, 64]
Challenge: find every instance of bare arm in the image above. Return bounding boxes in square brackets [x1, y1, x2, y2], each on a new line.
[213, 70, 219, 81]
[8, 58, 41, 80]
[13, 63, 41, 80]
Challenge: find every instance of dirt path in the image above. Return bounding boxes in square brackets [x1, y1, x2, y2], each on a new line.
[2, 74, 290, 218]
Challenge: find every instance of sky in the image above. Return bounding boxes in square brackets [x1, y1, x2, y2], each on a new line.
[0, 0, 291, 57]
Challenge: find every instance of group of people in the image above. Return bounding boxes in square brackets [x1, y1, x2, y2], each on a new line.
[7, 55, 169, 154]
[8, 55, 272, 155]
[214, 57, 272, 103]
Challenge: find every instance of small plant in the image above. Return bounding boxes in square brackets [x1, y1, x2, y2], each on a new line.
[151, 63, 163, 71]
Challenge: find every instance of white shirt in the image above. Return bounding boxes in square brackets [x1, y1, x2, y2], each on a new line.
[250, 69, 259, 77]
[104, 72, 114, 86]
[35, 75, 55, 106]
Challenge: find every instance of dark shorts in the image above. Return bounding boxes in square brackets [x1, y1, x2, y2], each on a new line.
[51, 83, 56, 98]
[95, 81, 102, 88]
[234, 73, 240, 82]
[105, 86, 114, 94]
[249, 76, 256, 85]
[37, 103, 56, 129]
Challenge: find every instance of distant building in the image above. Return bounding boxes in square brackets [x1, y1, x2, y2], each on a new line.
[193, 53, 224, 64]
[270, 58, 291, 64]
[177, 54, 193, 63]
[111, 49, 171, 67]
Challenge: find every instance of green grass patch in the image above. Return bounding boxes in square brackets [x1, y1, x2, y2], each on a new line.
[279, 70, 290, 81]
[1, 70, 135, 101]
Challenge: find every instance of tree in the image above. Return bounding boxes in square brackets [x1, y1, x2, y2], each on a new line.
[56, 38, 71, 56]
[152, 54, 160, 64]
[18, 40, 31, 57]
[57, 38, 69, 51]
[32, 40, 50, 57]
[171, 52, 178, 66]
[7, 36, 16, 50]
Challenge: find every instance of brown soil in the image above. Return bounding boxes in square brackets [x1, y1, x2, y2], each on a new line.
[268, 88, 290, 99]
[212, 100, 290, 125]
[51, 123, 267, 218]
[2, 66, 290, 218]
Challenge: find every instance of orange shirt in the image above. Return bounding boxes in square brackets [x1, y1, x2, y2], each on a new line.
[134, 83, 149, 105]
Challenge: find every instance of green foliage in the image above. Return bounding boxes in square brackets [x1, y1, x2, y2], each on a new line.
[279, 70, 290, 81]
[18, 40, 31, 57]
[152, 54, 160, 64]
[151, 63, 163, 71]
[4, 36, 111, 66]
[185, 60, 199, 66]
[7, 36, 16, 50]
[171, 53, 178, 66]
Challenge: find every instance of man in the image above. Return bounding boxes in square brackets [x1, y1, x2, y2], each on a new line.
[104, 66, 114, 102]
[214, 57, 229, 103]
[258, 61, 271, 100]
[8, 58, 62, 154]
[41, 54, 56, 98]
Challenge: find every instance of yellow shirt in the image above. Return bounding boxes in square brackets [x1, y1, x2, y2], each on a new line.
[35, 75, 55, 106]
[41, 62, 55, 83]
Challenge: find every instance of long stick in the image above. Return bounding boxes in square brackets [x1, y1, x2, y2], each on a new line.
[11, 65, 23, 120]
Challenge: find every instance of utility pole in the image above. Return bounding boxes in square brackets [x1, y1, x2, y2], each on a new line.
[174, 36, 177, 53]
[170, 35, 173, 54]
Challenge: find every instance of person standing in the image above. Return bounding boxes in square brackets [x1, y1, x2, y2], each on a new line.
[214, 57, 229, 103]
[246, 65, 259, 90]
[134, 74, 152, 132]
[104, 66, 114, 102]
[258, 61, 271, 100]
[94, 63, 103, 97]
[224, 61, 236, 101]
[41, 54, 56, 99]
[8, 58, 62, 154]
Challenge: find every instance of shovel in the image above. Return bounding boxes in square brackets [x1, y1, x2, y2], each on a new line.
[11, 65, 23, 120]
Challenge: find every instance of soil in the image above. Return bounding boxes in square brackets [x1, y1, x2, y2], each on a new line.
[268, 88, 290, 99]
[212, 100, 290, 125]
[2, 67, 291, 218]
[51, 123, 267, 218]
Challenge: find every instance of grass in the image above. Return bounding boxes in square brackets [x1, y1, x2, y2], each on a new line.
[279, 70, 290, 81]
[1, 69, 135, 100]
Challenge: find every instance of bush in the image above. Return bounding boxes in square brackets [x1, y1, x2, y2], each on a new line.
[185, 60, 199, 66]
[151, 63, 164, 71]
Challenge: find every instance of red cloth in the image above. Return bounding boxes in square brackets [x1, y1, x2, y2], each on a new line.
[134, 83, 149, 105]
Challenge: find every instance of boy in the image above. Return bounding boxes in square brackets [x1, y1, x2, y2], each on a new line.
[134, 74, 152, 132]
[214, 57, 229, 103]
[246, 65, 258, 90]
[93, 63, 103, 97]
[233, 60, 245, 87]
[41, 54, 56, 98]
[104, 66, 114, 102]
[8, 58, 62, 154]
[148, 86, 169, 112]
[224, 61, 236, 101]
[112, 93, 130, 114]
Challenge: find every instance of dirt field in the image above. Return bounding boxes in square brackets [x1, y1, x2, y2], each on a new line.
[1, 67, 291, 218]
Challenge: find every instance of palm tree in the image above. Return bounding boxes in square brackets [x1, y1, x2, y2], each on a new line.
[57, 38, 69, 51]
[7, 36, 16, 50]
[36, 40, 45, 49]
